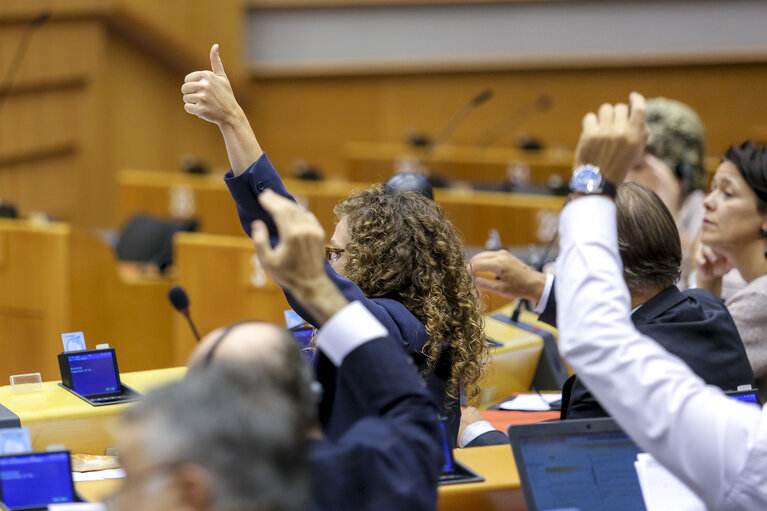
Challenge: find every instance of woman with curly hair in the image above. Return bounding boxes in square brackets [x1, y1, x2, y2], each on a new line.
[182, 45, 485, 447]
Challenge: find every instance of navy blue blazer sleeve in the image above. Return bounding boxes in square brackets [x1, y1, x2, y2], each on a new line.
[223, 154, 426, 354]
[309, 335, 443, 511]
[537, 277, 558, 327]
[465, 429, 510, 448]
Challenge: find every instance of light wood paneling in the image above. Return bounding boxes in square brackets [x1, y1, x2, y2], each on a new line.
[0, 219, 70, 382]
[69, 227, 175, 373]
[172, 232, 291, 365]
[248, 64, 767, 182]
[118, 169, 565, 246]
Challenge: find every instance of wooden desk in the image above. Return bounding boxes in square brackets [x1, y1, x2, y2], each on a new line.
[440, 445, 525, 511]
[119, 169, 564, 247]
[0, 367, 185, 454]
[75, 444, 524, 510]
[342, 141, 575, 188]
[0, 219, 70, 382]
[172, 232, 292, 364]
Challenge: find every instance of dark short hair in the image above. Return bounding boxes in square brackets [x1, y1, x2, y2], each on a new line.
[123, 365, 309, 511]
[724, 140, 767, 215]
[616, 182, 682, 293]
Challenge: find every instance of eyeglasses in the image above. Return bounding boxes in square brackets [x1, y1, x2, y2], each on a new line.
[325, 246, 345, 262]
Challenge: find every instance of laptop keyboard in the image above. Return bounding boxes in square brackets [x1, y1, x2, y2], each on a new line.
[90, 395, 123, 403]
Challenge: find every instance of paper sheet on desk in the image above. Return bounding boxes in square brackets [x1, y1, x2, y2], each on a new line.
[71, 468, 125, 482]
[498, 393, 561, 411]
[49, 504, 106, 511]
[634, 453, 705, 511]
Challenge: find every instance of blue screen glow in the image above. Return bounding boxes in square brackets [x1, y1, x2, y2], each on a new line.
[0, 452, 74, 508]
[68, 351, 119, 396]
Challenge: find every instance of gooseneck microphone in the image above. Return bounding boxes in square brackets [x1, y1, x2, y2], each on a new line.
[420, 88, 494, 166]
[168, 286, 201, 342]
[0, 10, 51, 118]
[476, 94, 553, 147]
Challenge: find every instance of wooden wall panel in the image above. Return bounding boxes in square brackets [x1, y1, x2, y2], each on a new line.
[248, 64, 767, 180]
[0, 220, 70, 382]
[69, 227, 174, 373]
[173, 233, 291, 365]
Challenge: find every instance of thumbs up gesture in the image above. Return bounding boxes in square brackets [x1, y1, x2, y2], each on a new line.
[182, 44, 243, 126]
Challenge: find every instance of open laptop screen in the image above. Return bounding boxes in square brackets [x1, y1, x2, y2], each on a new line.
[510, 419, 645, 511]
[68, 351, 120, 396]
[0, 451, 75, 509]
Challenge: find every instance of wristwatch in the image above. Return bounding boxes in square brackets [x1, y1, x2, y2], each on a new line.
[569, 164, 617, 199]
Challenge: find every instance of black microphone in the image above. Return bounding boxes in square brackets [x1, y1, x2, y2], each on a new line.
[168, 286, 201, 342]
[476, 94, 553, 147]
[0, 10, 51, 118]
[420, 88, 493, 166]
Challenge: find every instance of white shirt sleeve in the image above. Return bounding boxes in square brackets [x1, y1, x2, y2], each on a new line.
[555, 196, 762, 510]
[316, 301, 389, 366]
[458, 420, 498, 448]
[533, 273, 554, 314]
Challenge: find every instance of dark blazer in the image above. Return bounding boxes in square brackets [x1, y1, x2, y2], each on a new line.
[540, 284, 755, 419]
[310, 334, 443, 511]
[224, 154, 459, 446]
[468, 283, 754, 446]
[466, 429, 510, 448]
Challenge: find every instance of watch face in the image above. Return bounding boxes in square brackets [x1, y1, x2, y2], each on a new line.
[570, 165, 604, 194]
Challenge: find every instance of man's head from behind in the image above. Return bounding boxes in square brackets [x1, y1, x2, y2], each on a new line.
[187, 321, 318, 435]
[112, 364, 308, 511]
[616, 182, 682, 296]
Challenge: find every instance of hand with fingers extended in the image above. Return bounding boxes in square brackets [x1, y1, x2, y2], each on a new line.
[182, 44, 244, 127]
[251, 189, 348, 324]
[470, 250, 547, 303]
[575, 92, 650, 185]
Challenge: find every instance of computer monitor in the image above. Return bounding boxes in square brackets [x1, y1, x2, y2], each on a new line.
[58, 348, 139, 406]
[509, 417, 646, 511]
[0, 451, 75, 510]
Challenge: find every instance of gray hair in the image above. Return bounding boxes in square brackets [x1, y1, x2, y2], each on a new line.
[123, 364, 309, 511]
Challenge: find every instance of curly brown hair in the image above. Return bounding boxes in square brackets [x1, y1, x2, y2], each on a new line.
[334, 186, 486, 402]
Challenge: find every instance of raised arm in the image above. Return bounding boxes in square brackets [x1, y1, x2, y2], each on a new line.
[182, 44, 262, 176]
[558, 93, 764, 509]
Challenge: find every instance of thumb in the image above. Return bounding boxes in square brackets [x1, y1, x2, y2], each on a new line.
[252, 220, 272, 260]
[210, 44, 227, 76]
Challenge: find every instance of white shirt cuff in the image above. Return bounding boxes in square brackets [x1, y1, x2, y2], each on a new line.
[533, 273, 555, 314]
[459, 420, 497, 448]
[316, 301, 389, 366]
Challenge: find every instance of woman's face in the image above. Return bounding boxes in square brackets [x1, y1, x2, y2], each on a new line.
[328, 216, 350, 277]
[702, 160, 767, 254]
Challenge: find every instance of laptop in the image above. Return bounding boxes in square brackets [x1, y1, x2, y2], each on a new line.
[58, 348, 140, 406]
[438, 422, 484, 485]
[0, 451, 81, 510]
[508, 417, 646, 511]
[726, 388, 761, 405]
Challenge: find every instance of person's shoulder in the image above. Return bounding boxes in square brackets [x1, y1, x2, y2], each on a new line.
[682, 287, 728, 308]
[727, 275, 767, 305]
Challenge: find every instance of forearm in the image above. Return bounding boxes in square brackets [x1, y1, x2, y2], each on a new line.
[218, 108, 264, 176]
[557, 197, 760, 508]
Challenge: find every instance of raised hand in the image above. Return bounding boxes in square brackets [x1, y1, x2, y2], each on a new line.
[469, 250, 547, 303]
[575, 92, 650, 185]
[182, 44, 262, 175]
[182, 44, 243, 127]
[251, 190, 347, 324]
